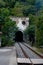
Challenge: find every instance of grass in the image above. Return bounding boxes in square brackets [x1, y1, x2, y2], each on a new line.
[30, 42, 43, 54]
[36, 48, 43, 54]
[32, 46, 43, 54]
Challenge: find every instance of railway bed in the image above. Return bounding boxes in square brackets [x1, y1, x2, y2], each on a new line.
[15, 42, 43, 65]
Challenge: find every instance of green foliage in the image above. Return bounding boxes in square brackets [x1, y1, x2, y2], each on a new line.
[24, 14, 37, 36]
[6, 40, 15, 46]
[0, 0, 41, 17]
[0, 0, 6, 7]
[0, 0, 16, 8]
[1, 35, 15, 46]
[36, 16, 43, 46]
[1, 35, 8, 46]
[1, 8, 10, 16]
[11, 7, 23, 16]
[22, 1, 36, 16]
[0, 0, 43, 47]
[0, 8, 10, 25]
[0, 0, 37, 16]
[24, 25, 35, 36]
[2, 19, 18, 37]
[1, 19, 18, 46]
[17, 0, 36, 5]
[24, 25, 35, 46]
[38, 6, 43, 16]
[27, 0, 36, 5]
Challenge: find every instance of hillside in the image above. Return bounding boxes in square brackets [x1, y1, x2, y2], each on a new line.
[0, 0, 43, 16]
[0, 0, 43, 47]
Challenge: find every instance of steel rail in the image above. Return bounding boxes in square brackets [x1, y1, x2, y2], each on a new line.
[18, 43, 34, 65]
[23, 43, 43, 59]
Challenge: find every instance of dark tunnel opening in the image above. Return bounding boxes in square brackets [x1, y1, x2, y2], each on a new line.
[15, 31, 23, 42]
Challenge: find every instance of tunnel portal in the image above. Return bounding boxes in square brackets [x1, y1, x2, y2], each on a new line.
[15, 31, 23, 42]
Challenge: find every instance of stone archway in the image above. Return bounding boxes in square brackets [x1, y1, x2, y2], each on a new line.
[15, 31, 23, 42]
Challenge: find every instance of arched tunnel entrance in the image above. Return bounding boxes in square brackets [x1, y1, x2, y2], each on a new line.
[15, 31, 23, 42]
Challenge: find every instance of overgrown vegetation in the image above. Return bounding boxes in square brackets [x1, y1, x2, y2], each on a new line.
[36, 16, 43, 47]
[1, 19, 18, 46]
[0, 0, 43, 47]
[0, 8, 18, 46]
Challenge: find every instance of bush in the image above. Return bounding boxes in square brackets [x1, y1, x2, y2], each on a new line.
[6, 40, 15, 46]
[1, 35, 15, 47]
[36, 16, 43, 47]
[1, 36, 8, 47]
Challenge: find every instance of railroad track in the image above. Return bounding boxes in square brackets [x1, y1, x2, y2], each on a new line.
[15, 42, 43, 65]
[18, 42, 41, 59]
[18, 43, 33, 65]
[23, 42, 43, 58]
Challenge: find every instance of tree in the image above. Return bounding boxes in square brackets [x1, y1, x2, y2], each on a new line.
[0, 8, 10, 31]
[1, 19, 18, 46]
[11, 2, 23, 16]
[36, 15, 43, 46]
[22, 0, 37, 16]
[0, 0, 6, 8]
[24, 25, 35, 46]
[0, 8, 10, 24]
[27, 0, 36, 5]
[29, 14, 37, 25]
[3, 0, 16, 8]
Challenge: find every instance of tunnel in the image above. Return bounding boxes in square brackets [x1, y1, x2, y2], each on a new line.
[15, 31, 23, 42]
